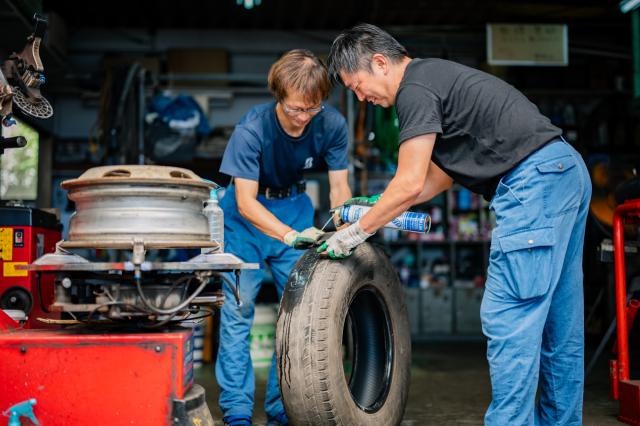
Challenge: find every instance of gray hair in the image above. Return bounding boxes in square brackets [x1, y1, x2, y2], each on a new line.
[328, 23, 408, 85]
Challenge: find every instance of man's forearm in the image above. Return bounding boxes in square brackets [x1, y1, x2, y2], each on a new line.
[330, 184, 352, 209]
[238, 197, 292, 241]
[358, 176, 422, 234]
[414, 181, 449, 204]
[357, 135, 435, 234]
[414, 162, 454, 204]
[328, 169, 352, 209]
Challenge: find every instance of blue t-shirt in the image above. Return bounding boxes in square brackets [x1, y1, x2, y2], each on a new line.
[220, 102, 349, 188]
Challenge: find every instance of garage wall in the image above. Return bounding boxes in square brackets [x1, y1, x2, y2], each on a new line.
[50, 27, 486, 139]
[51, 29, 343, 138]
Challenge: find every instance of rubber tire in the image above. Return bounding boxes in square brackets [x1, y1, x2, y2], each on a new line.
[276, 242, 411, 426]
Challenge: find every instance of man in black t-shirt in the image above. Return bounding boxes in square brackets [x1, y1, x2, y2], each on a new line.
[321, 24, 591, 425]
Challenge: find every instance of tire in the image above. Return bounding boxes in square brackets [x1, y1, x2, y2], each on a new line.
[276, 242, 411, 426]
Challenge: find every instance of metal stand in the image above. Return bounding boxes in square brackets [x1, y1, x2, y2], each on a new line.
[610, 198, 640, 425]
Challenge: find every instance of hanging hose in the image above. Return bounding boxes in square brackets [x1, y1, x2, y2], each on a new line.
[81, 271, 232, 322]
[84, 301, 149, 326]
[142, 306, 215, 329]
[159, 275, 193, 308]
[220, 273, 242, 306]
[135, 273, 210, 315]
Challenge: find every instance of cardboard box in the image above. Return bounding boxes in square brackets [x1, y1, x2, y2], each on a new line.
[166, 48, 229, 87]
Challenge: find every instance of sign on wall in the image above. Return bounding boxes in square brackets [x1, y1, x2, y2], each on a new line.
[487, 24, 568, 66]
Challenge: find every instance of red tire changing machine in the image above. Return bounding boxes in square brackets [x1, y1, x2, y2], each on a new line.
[0, 167, 257, 426]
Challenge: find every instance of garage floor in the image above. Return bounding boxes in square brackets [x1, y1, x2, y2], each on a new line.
[195, 342, 621, 425]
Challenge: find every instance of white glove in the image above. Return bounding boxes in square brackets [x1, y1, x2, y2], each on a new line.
[316, 220, 374, 259]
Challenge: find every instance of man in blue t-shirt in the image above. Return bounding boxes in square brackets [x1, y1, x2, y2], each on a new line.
[216, 49, 352, 426]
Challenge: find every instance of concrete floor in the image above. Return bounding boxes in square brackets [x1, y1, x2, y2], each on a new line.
[195, 342, 622, 425]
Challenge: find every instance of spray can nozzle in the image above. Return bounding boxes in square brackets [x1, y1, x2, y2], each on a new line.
[202, 179, 222, 201]
[3, 399, 40, 426]
[209, 187, 222, 201]
[201, 179, 221, 201]
[201, 178, 219, 186]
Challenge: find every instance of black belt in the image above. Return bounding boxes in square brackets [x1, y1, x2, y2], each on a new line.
[258, 181, 306, 199]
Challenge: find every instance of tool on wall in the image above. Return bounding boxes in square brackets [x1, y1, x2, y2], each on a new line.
[0, 134, 26, 156]
[0, 14, 52, 156]
[0, 14, 53, 122]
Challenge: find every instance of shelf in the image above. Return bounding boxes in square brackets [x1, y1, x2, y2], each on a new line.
[352, 181, 493, 339]
[452, 240, 491, 245]
[451, 209, 478, 214]
[378, 239, 490, 245]
[404, 287, 484, 338]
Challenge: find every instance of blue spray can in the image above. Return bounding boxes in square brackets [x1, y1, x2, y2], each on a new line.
[339, 205, 431, 233]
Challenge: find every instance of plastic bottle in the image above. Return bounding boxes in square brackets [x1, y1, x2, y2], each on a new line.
[203, 188, 224, 252]
[339, 204, 431, 233]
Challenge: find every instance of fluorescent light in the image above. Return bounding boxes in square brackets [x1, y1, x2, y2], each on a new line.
[620, 0, 640, 13]
[237, 0, 262, 9]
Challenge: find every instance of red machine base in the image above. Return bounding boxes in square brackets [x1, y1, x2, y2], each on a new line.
[0, 328, 213, 426]
[620, 380, 640, 426]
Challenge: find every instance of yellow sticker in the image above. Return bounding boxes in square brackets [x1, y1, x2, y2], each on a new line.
[3, 262, 28, 277]
[0, 228, 12, 261]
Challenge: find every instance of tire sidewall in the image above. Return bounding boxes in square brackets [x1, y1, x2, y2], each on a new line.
[277, 243, 411, 426]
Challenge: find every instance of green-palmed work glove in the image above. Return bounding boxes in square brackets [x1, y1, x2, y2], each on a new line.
[344, 193, 382, 207]
[316, 220, 374, 259]
[283, 227, 325, 249]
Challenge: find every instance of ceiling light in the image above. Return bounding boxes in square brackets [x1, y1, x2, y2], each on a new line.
[620, 0, 640, 13]
[237, 0, 262, 9]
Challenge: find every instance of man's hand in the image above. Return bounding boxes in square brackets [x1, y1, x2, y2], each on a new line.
[316, 221, 374, 259]
[284, 227, 325, 249]
[333, 193, 382, 228]
[332, 211, 348, 230]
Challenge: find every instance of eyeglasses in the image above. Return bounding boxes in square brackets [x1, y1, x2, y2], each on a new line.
[281, 103, 324, 116]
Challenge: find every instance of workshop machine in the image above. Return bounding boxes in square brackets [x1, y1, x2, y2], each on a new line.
[0, 13, 60, 327]
[0, 205, 60, 327]
[0, 16, 259, 425]
[0, 165, 257, 425]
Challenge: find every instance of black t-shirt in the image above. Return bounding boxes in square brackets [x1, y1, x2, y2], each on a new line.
[397, 58, 562, 200]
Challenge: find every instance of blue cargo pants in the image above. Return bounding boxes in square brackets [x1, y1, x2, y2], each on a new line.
[481, 140, 592, 425]
[215, 185, 313, 420]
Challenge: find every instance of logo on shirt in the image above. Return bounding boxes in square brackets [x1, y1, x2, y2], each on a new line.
[304, 157, 313, 169]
